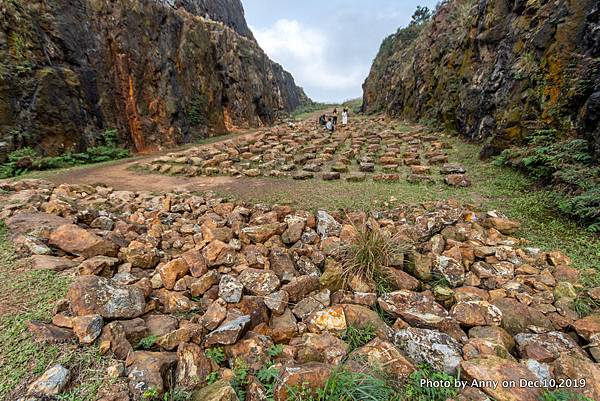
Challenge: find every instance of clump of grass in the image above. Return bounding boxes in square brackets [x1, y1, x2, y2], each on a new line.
[341, 325, 377, 353]
[267, 344, 284, 357]
[335, 224, 410, 290]
[231, 358, 249, 401]
[401, 365, 459, 401]
[287, 367, 399, 401]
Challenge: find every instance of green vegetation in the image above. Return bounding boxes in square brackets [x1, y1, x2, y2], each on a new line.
[539, 390, 594, 401]
[0, 129, 130, 178]
[136, 334, 159, 350]
[205, 346, 226, 365]
[287, 367, 399, 401]
[335, 224, 410, 289]
[231, 358, 250, 401]
[206, 371, 220, 384]
[292, 102, 336, 120]
[257, 364, 280, 401]
[188, 94, 209, 126]
[267, 343, 284, 357]
[0, 220, 120, 399]
[496, 129, 600, 231]
[222, 123, 600, 274]
[341, 324, 377, 353]
[402, 365, 459, 401]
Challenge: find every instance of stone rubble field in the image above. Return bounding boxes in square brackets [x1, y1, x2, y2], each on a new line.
[137, 118, 472, 186]
[1, 179, 599, 401]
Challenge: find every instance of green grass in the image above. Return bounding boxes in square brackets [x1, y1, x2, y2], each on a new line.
[136, 334, 159, 350]
[341, 325, 377, 353]
[0, 220, 122, 399]
[213, 128, 600, 273]
[292, 102, 337, 120]
[401, 365, 459, 401]
[540, 390, 594, 401]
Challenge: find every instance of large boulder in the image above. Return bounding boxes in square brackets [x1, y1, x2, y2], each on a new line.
[50, 224, 118, 258]
[67, 276, 145, 319]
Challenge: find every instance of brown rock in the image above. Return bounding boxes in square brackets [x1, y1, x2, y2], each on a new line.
[350, 338, 415, 381]
[241, 223, 286, 244]
[122, 241, 159, 269]
[72, 314, 103, 344]
[514, 332, 586, 362]
[270, 308, 298, 343]
[50, 224, 118, 258]
[67, 276, 145, 319]
[182, 249, 208, 277]
[200, 299, 228, 330]
[273, 362, 332, 401]
[144, 315, 179, 337]
[269, 248, 299, 282]
[450, 301, 502, 327]
[78, 256, 120, 277]
[204, 315, 251, 347]
[126, 351, 177, 398]
[573, 313, 600, 341]
[281, 275, 320, 303]
[159, 258, 190, 290]
[175, 342, 212, 388]
[26, 255, 78, 272]
[190, 270, 220, 297]
[492, 298, 552, 335]
[305, 305, 347, 333]
[238, 268, 281, 296]
[461, 356, 543, 401]
[553, 353, 600, 400]
[294, 332, 349, 365]
[99, 321, 134, 360]
[27, 320, 75, 343]
[203, 240, 235, 267]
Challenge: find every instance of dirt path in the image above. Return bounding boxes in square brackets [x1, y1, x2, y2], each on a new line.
[42, 128, 295, 195]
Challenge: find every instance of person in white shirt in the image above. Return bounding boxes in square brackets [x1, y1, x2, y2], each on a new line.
[325, 118, 334, 132]
[342, 108, 349, 126]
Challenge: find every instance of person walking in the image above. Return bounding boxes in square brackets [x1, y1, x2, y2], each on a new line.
[342, 108, 349, 126]
[332, 108, 338, 126]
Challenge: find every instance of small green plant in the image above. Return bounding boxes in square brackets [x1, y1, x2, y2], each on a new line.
[136, 335, 159, 350]
[205, 347, 226, 365]
[206, 371, 220, 384]
[373, 302, 395, 326]
[267, 344, 284, 358]
[257, 364, 280, 401]
[231, 358, 249, 401]
[163, 388, 192, 401]
[142, 387, 159, 400]
[540, 389, 594, 401]
[341, 325, 377, 353]
[402, 365, 459, 401]
[335, 224, 410, 290]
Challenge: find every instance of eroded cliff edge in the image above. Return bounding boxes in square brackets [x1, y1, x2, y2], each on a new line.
[0, 0, 308, 154]
[362, 0, 599, 159]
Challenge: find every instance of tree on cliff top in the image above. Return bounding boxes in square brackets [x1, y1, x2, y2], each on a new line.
[410, 6, 432, 25]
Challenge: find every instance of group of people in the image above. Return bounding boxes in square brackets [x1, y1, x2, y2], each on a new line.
[319, 108, 349, 132]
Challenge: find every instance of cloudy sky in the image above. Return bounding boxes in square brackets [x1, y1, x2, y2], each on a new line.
[242, 0, 439, 103]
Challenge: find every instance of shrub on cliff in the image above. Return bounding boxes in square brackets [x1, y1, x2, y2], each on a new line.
[0, 129, 130, 178]
[496, 130, 600, 231]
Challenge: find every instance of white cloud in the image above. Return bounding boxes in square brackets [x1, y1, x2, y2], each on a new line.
[252, 19, 368, 97]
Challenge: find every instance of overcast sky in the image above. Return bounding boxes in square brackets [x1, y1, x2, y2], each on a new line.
[242, 0, 439, 103]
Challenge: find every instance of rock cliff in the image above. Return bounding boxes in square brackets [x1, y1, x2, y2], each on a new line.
[363, 0, 600, 159]
[0, 0, 308, 155]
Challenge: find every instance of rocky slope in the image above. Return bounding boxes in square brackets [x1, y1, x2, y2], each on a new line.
[363, 0, 600, 159]
[0, 0, 308, 156]
[2, 179, 599, 400]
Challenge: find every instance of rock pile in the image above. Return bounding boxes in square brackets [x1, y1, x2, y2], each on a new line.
[138, 118, 471, 186]
[1, 179, 598, 401]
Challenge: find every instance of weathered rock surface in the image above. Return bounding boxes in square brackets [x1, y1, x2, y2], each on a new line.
[0, 0, 307, 157]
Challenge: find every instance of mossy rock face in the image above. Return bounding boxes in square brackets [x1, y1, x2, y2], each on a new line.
[362, 0, 600, 160]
